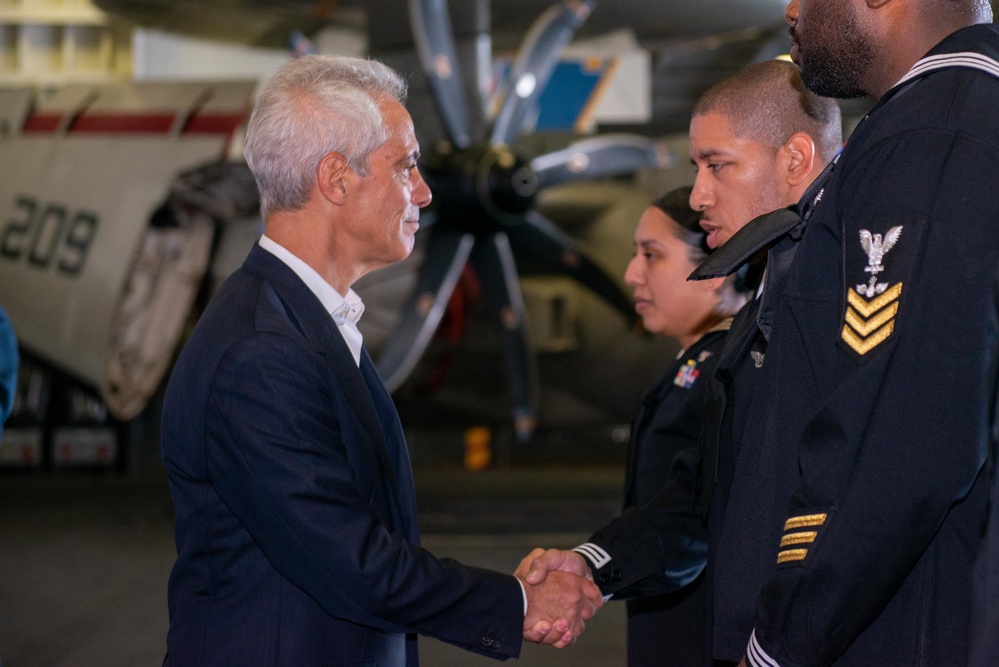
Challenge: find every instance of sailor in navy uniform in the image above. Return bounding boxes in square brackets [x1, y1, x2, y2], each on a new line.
[617, 187, 750, 666]
[971, 263, 999, 667]
[517, 61, 842, 667]
[725, 6, 999, 665]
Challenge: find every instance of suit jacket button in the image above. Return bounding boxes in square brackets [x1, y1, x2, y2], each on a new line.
[596, 573, 610, 585]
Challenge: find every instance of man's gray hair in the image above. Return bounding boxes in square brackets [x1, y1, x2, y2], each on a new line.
[244, 55, 408, 218]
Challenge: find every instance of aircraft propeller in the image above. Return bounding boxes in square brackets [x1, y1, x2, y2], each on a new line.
[377, 0, 670, 439]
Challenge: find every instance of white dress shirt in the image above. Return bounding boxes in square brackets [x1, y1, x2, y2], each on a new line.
[258, 235, 365, 366]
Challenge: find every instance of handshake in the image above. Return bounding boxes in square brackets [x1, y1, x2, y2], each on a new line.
[515, 548, 601, 648]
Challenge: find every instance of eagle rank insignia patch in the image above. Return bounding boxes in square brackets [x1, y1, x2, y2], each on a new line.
[841, 225, 904, 357]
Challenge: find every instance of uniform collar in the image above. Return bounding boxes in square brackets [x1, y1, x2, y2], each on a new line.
[882, 24, 999, 102]
[674, 317, 733, 360]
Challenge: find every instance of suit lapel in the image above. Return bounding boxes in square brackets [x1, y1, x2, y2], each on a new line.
[325, 338, 400, 491]
[242, 245, 408, 530]
[360, 351, 419, 543]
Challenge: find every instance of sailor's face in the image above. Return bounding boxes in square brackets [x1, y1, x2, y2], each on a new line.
[688, 112, 785, 249]
[624, 207, 719, 342]
[786, 0, 875, 98]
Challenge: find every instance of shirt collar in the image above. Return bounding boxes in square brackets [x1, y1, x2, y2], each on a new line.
[331, 290, 365, 326]
[257, 234, 365, 325]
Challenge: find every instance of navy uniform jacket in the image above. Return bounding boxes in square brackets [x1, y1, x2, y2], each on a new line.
[161, 245, 522, 666]
[624, 328, 729, 509]
[701, 296, 768, 662]
[971, 265, 999, 667]
[733, 25, 999, 667]
[572, 298, 766, 667]
[572, 215, 809, 665]
[708, 213, 817, 661]
[577, 328, 732, 605]
[622, 327, 728, 667]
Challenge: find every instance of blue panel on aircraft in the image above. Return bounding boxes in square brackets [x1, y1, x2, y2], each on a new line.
[535, 60, 607, 131]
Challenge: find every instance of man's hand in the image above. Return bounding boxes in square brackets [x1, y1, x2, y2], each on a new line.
[515, 548, 592, 585]
[518, 568, 602, 648]
[515, 548, 599, 645]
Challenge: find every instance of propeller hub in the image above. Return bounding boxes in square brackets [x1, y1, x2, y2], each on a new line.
[426, 145, 539, 232]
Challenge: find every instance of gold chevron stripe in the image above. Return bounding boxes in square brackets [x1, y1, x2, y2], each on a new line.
[847, 283, 902, 317]
[777, 548, 809, 564]
[844, 301, 899, 336]
[784, 513, 828, 531]
[780, 531, 818, 548]
[841, 320, 895, 355]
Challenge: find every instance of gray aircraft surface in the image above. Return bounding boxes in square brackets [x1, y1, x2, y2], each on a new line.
[0, 0, 791, 459]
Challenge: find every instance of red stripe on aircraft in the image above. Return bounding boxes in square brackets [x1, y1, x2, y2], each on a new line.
[69, 113, 176, 133]
[181, 112, 246, 135]
[21, 111, 246, 136]
[22, 114, 62, 132]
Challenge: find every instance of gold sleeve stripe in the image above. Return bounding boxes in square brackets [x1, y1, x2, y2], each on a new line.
[842, 320, 895, 356]
[784, 513, 828, 531]
[777, 548, 809, 564]
[844, 301, 898, 336]
[780, 531, 818, 547]
[846, 283, 902, 317]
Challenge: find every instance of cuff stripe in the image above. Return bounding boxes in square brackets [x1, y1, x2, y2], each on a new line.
[783, 513, 827, 531]
[573, 542, 611, 569]
[746, 629, 781, 667]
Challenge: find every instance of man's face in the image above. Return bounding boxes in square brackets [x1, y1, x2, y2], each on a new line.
[786, 0, 875, 98]
[344, 98, 432, 271]
[688, 112, 786, 249]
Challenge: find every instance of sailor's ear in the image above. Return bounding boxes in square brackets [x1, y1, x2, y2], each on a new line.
[783, 132, 816, 188]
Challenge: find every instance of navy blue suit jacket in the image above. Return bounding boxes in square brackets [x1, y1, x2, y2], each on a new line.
[161, 245, 522, 666]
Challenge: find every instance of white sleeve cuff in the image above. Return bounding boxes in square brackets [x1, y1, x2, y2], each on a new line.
[572, 542, 612, 569]
[516, 577, 527, 616]
[746, 629, 781, 667]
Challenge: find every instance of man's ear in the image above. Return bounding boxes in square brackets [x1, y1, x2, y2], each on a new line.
[317, 151, 350, 205]
[782, 132, 816, 188]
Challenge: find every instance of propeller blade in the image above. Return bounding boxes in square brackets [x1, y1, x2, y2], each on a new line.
[530, 134, 674, 189]
[490, 0, 596, 146]
[507, 210, 637, 325]
[408, 0, 475, 148]
[376, 229, 476, 391]
[470, 232, 540, 441]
